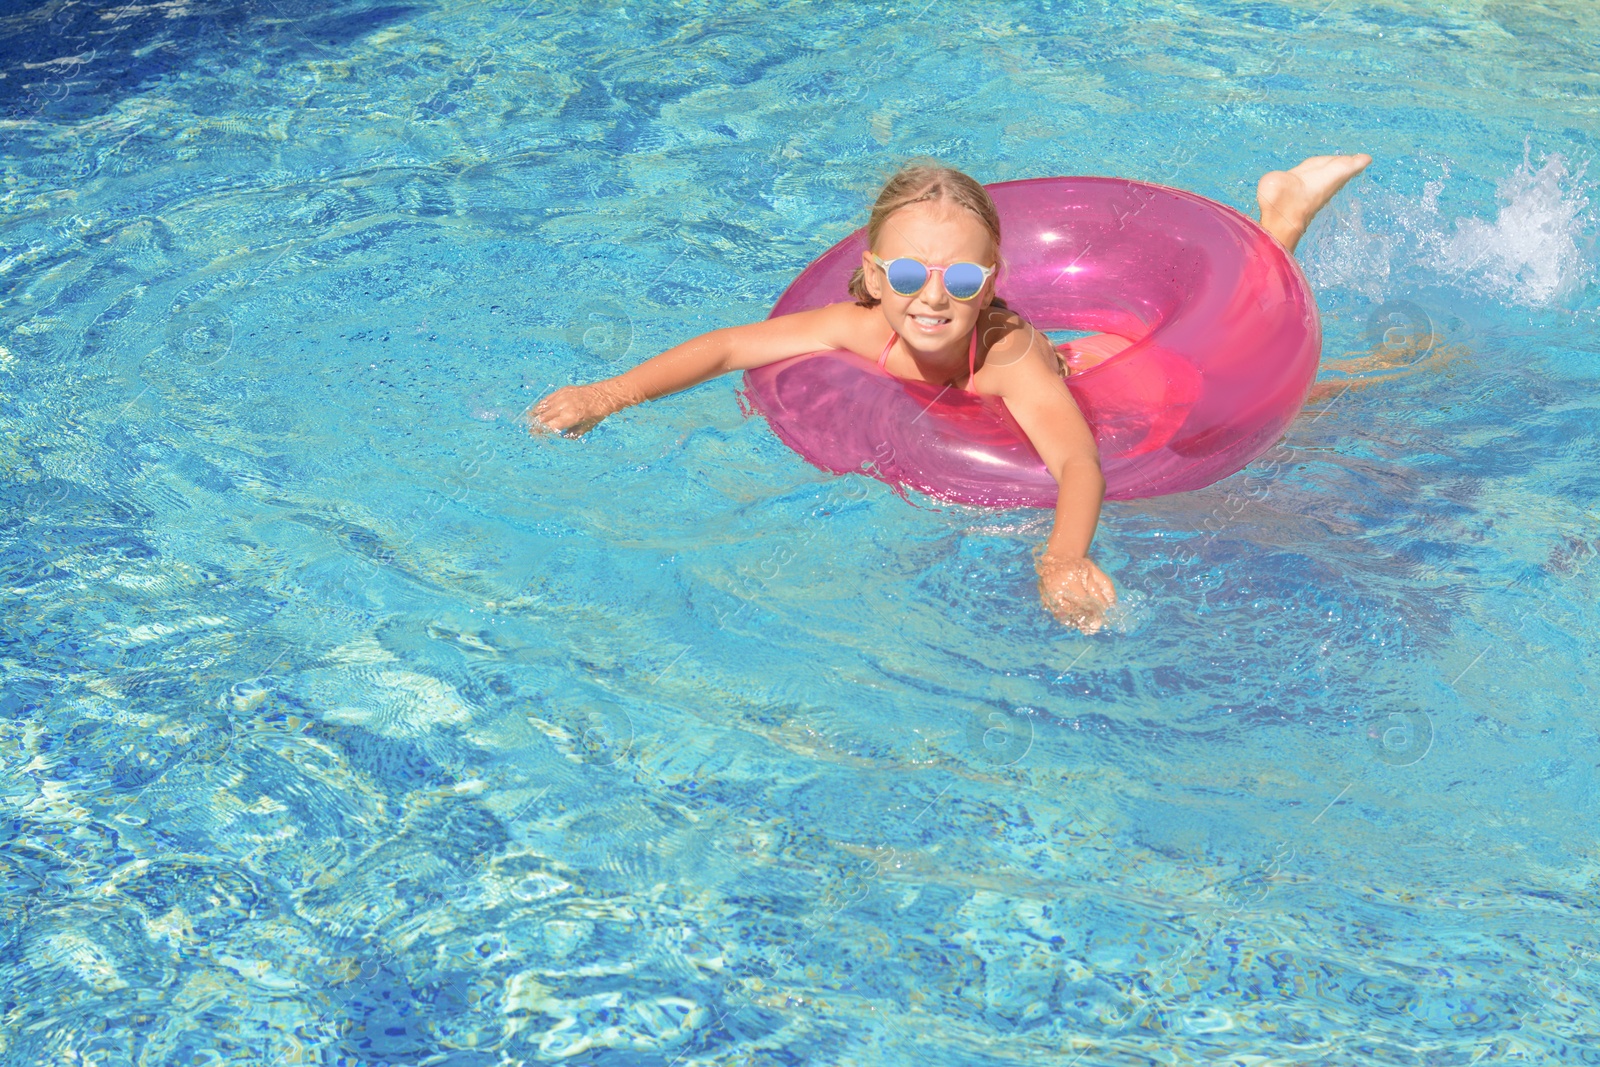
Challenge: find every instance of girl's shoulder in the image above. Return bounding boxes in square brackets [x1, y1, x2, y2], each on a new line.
[802, 299, 892, 359]
[978, 304, 1058, 374]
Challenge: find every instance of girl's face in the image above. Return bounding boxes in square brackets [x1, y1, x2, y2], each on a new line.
[861, 200, 997, 358]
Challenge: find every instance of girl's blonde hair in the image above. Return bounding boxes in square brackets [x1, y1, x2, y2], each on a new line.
[847, 163, 1003, 308]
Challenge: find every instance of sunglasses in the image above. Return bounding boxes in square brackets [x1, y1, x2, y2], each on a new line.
[870, 254, 997, 302]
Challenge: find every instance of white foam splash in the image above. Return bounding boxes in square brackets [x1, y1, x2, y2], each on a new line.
[1303, 148, 1594, 309]
[1428, 150, 1592, 307]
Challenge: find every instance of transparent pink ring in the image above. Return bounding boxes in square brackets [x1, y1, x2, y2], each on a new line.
[742, 177, 1322, 506]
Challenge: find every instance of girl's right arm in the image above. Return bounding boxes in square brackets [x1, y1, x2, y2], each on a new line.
[531, 303, 865, 435]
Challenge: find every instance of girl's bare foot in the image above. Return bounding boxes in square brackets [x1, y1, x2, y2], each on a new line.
[1257, 154, 1373, 252]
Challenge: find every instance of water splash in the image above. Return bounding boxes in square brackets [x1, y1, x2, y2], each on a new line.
[1429, 150, 1592, 306]
[1304, 149, 1595, 308]
[1302, 197, 1397, 300]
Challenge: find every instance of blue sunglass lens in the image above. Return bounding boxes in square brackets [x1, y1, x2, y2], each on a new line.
[885, 258, 929, 295]
[944, 263, 986, 299]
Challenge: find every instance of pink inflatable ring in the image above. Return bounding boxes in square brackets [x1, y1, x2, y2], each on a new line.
[741, 177, 1321, 506]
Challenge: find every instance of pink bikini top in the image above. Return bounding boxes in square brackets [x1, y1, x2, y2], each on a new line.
[876, 327, 980, 394]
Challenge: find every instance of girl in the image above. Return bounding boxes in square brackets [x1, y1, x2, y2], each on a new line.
[532, 155, 1371, 631]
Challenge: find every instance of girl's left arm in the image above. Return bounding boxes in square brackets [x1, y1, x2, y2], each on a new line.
[987, 321, 1117, 628]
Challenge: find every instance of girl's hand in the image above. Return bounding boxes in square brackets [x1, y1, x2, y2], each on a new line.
[529, 383, 618, 437]
[1037, 552, 1117, 633]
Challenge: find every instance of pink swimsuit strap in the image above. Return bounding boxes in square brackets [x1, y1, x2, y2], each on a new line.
[876, 328, 979, 394]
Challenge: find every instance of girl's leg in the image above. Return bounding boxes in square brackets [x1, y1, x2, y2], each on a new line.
[1059, 154, 1371, 373]
[1256, 154, 1372, 252]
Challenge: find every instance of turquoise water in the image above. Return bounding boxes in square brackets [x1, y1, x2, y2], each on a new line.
[3, 1, 1598, 1063]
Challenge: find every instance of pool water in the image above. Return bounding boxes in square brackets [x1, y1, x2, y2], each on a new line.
[3, 1, 1598, 1064]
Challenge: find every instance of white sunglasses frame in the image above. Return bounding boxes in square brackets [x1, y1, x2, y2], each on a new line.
[869, 253, 997, 301]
